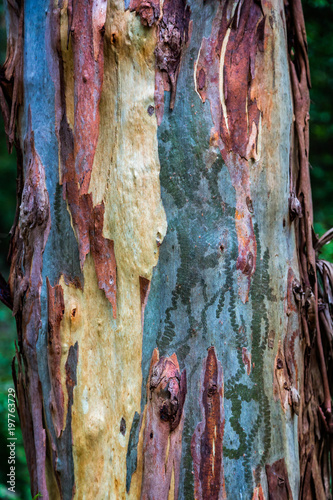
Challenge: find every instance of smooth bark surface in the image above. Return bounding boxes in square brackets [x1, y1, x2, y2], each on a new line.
[0, 0, 331, 499]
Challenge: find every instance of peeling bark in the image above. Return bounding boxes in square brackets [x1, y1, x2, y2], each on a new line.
[195, 0, 265, 303]
[11, 109, 51, 498]
[0, 0, 23, 151]
[286, 0, 333, 497]
[191, 347, 226, 500]
[47, 278, 65, 439]
[130, 0, 191, 124]
[141, 349, 187, 499]
[265, 458, 293, 500]
[2, 0, 326, 498]
[49, 1, 117, 314]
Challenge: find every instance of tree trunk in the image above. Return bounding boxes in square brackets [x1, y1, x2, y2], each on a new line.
[1, 0, 331, 498]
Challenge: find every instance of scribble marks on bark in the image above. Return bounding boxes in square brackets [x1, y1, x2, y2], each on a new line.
[141, 349, 187, 499]
[195, 0, 265, 302]
[191, 347, 226, 500]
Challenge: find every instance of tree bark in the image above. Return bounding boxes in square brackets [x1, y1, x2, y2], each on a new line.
[0, 0, 331, 498]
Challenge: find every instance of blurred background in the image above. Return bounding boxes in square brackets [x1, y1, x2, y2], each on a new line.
[0, 0, 332, 497]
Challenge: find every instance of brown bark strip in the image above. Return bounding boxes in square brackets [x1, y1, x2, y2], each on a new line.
[265, 458, 293, 500]
[9, 108, 51, 499]
[64, 341, 79, 499]
[12, 343, 38, 496]
[242, 346, 251, 375]
[0, 0, 23, 152]
[154, 0, 191, 122]
[139, 276, 151, 329]
[47, 278, 65, 438]
[191, 347, 226, 500]
[273, 343, 291, 413]
[48, 1, 117, 314]
[0, 0, 24, 310]
[141, 349, 187, 499]
[89, 199, 117, 313]
[195, 0, 264, 302]
[130, 0, 191, 125]
[286, 0, 333, 495]
[0, 272, 13, 309]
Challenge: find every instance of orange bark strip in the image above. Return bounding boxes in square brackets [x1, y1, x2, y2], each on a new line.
[141, 349, 187, 499]
[0, 0, 23, 152]
[196, 0, 265, 301]
[90, 201, 117, 316]
[47, 278, 65, 438]
[191, 347, 226, 500]
[242, 347, 252, 375]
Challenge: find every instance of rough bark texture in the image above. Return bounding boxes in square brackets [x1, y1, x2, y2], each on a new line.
[1, 0, 331, 499]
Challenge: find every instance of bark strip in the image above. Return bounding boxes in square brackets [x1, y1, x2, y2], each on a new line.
[191, 347, 226, 500]
[130, 0, 191, 125]
[47, 278, 65, 438]
[265, 458, 293, 500]
[48, 0, 117, 315]
[11, 109, 51, 498]
[0, 0, 23, 151]
[286, 0, 333, 496]
[195, 0, 265, 302]
[141, 349, 187, 499]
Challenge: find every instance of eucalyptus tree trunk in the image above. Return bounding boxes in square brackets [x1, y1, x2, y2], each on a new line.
[1, 0, 331, 498]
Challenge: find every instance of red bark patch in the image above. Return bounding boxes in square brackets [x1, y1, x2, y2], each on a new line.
[47, 278, 65, 438]
[141, 349, 187, 499]
[196, 0, 265, 301]
[191, 347, 226, 499]
[265, 458, 293, 500]
[154, 0, 191, 123]
[49, 2, 117, 315]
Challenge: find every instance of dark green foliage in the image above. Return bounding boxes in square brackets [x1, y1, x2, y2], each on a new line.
[303, 0, 333, 260]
